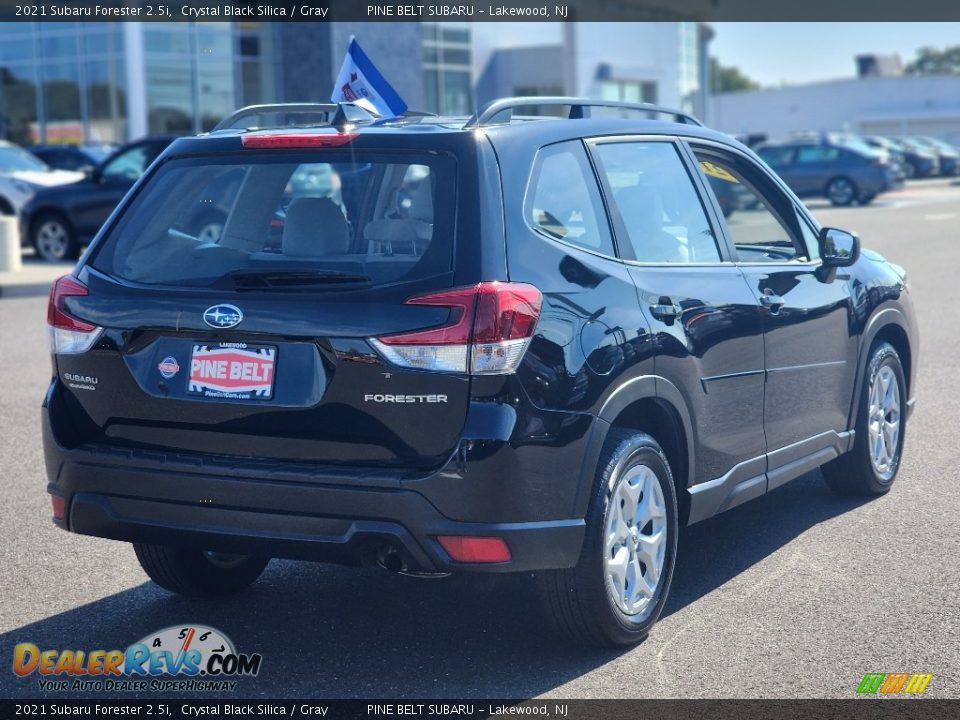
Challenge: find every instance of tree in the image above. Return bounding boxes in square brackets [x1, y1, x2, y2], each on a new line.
[710, 58, 760, 94]
[905, 46, 960, 75]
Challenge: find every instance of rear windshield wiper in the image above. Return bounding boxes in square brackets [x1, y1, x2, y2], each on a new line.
[226, 269, 371, 288]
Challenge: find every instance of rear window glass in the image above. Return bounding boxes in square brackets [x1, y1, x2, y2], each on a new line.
[90, 151, 456, 289]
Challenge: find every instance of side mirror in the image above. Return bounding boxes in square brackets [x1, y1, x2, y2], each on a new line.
[818, 227, 860, 268]
[89, 167, 103, 184]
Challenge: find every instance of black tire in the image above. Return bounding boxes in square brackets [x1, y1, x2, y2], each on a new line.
[826, 176, 858, 207]
[32, 212, 79, 262]
[536, 429, 678, 647]
[822, 342, 907, 496]
[133, 543, 269, 597]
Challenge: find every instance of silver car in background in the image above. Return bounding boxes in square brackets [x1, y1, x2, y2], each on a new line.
[0, 141, 84, 220]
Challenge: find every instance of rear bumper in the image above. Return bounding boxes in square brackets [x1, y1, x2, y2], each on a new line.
[42, 390, 587, 574]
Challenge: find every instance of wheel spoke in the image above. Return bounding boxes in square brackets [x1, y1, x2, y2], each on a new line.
[631, 555, 653, 599]
[607, 513, 629, 550]
[874, 430, 887, 468]
[883, 420, 899, 457]
[622, 475, 643, 514]
[637, 531, 664, 585]
[608, 546, 629, 607]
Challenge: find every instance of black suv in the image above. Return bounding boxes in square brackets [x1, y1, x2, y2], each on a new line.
[43, 98, 918, 647]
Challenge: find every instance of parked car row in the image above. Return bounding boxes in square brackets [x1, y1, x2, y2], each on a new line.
[2, 128, 958, 262]
[756, 134, 903, 207]
[752, 131, 959, 207]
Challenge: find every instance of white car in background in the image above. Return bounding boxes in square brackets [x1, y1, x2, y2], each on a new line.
[0, 141, 84, 221]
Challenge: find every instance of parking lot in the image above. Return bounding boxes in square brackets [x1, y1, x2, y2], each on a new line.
[1, 178, 958, 699]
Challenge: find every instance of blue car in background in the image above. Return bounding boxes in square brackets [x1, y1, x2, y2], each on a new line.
[881, 137, 939, 179]
[909, 137, 960, 176]
[757, 136, 901, 206]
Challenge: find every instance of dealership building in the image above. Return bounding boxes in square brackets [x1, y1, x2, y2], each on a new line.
[0, 22, 435, 145]
[711, 74, 960, 144]
[475, 22, 713, 121]
[0, 15, 706, 146]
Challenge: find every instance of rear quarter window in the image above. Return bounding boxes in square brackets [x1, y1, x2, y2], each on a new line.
[525, 140, 615, 257]
[89, 150, 457, 290]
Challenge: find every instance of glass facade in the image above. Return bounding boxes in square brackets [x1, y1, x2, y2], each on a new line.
[142, 23, 241, 134]
[422, 23, 472, 116]
[600, 80, 658, 104]
[677, 21, 701, 115]
[0, 23, 126, 144]
[0, 22, 274, 145]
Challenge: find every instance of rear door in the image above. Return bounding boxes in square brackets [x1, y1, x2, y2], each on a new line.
[61, 144, 473, 473]
[687, 142, 858, 489]
[588, 137, 768, 516]
[788, 144, 841, 197]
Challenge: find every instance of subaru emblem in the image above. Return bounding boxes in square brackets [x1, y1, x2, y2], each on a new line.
[203, 304, 243, 329]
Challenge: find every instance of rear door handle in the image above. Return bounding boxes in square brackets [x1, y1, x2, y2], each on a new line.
[650, 297, 683, 322]
[760, 289, 785, 313]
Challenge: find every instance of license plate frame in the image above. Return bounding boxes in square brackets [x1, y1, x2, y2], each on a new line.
[187, 343, 277, 401]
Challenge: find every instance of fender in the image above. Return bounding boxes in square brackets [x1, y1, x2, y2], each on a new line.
[847, 305, 912, 435]
[571, 374, 696, 518]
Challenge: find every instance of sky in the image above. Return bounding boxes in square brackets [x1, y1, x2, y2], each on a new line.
[470, 22, 960, 87]
[710, 22, 960, 86]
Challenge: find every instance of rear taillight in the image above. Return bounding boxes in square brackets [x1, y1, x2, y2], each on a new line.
[47, 275, 103, 354]
[369, 282, 542, 375]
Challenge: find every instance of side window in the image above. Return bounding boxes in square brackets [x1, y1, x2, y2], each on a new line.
[693, 149, 812, 263]
[758, 146, 794, 169]
[593, 141, 720, 264]
[102, 146, 149, 181]
[795, 145, 840, 164]
[527, 140, 615, 256]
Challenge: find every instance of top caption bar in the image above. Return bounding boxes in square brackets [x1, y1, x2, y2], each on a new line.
[0, 0, 957, 22]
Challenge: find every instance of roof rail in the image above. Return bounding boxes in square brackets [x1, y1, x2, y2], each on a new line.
[464, 97, 702, 128]
[212, 102, 379, 133]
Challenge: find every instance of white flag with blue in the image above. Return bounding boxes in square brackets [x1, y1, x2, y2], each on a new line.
[331, 38, 408, 118]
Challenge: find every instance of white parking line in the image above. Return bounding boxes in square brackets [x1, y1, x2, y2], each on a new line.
[924, 213, 957, 221]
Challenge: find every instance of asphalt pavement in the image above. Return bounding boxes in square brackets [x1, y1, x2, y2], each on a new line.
[1, 179, 958, 699]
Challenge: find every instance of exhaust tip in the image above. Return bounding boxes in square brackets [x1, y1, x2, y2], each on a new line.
[373, 544, 450, 578]
[376, 545, 408, 574]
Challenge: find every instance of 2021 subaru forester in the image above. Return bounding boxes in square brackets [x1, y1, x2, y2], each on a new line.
[42, 98, 917, 646]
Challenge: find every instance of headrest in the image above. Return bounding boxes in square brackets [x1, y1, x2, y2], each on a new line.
[283, 197, 350, 257]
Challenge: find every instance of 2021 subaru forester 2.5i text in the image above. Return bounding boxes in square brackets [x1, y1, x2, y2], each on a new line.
[43, 98, 918, 646]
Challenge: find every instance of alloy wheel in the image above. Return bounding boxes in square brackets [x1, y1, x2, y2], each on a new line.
[36, 221, 69, 261]
[604, 463, 667, 616]
[868, 365, 901, 477]
[828, 179, 855, 205]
